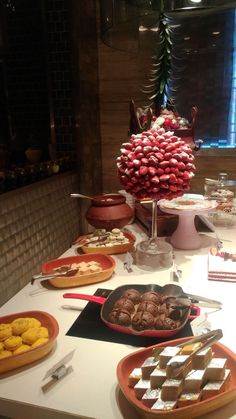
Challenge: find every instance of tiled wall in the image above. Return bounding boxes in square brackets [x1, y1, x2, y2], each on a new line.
[0, 171, 81, 307]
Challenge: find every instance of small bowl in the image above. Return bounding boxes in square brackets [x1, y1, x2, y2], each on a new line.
[0, 311, 59, 374]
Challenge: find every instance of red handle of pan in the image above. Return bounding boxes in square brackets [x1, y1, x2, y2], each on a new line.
[189, 305, 200, 320]
[63, 293, 106, 305]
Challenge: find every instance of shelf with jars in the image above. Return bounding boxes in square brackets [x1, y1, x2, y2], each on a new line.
[0, 156, 75, 194]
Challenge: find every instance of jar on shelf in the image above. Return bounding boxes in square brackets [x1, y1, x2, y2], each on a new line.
[204, 173, 236, 227]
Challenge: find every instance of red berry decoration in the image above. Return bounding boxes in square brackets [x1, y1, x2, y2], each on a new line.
[117, 128, 196, 200]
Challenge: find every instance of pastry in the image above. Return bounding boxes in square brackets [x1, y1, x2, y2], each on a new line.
[155, 314, 167, 330]
[141, 291, 162, 305]
[134, 379, 151, 400]
[26, 317, 41, 329]
[159, 346, 181, 369]
[132, 311, 155, 331]
[205, 358, 227, 381]
[113, 298, 135, 314]
[183, 369, 206, 392]
[11, 318, 30, 335]
[166, 355, 192, 379]
[177, 392, 202, 407]
[21, 327, 40, 345]
[108, 308, 131, 326]
[128, 368, 142, 388]
[162, 317, 179, 330]
[32, 337, 49, 348]
[142, 388, 161, 408]
[202, 369, 231, 400]
[192, 347, 213, 370]
[0, 350, 13, 359]
[13, 344, 31, 354]
[181, 342, 203, 355]
[0, 324, 12, 341]
[141, 357, 159, 379]
[161, 378, 183, 401]
[150, 366, 167, 388]
[3, 336, 22, 351]
[137, 301, 159, 316]
[121, 288, 141, 304]
[151, 399, 177, 411]
[37, 327, 49, 339]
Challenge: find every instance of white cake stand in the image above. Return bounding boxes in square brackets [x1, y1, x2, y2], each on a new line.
[159, 198, 217, 250]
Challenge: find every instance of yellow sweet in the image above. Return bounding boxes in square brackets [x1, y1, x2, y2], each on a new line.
[37, 327, 49, 339]
[0, 350, 12, 359]
[32, 337, 49, 348]
[26, 318, 41, 329]
[13, 344, 31, 355]
[4, 336, 22, 351]
[0, 324, 12, 341]
[11, 318, 31, 335]
[21, 327, 40, 345]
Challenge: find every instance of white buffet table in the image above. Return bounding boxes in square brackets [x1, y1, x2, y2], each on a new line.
[1, 223, 236, 419]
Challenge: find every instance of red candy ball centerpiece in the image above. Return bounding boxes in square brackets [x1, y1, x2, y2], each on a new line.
[117, 127, 196, 201]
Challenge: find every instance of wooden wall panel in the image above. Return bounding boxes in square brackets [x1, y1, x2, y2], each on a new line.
[97, 3, 236, 196]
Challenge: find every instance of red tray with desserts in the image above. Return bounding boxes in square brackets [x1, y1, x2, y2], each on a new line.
[63, 283, 200, 338]
[117, 335, 236, 418]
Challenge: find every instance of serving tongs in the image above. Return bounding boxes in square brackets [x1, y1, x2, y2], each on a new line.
[152, 329, 223, 378]
[75, 233, 110, 248]
[31, 267, 78, 285]
[161, 284, 222, 309]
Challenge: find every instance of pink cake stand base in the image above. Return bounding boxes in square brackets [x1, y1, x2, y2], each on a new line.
[159, 204, 216, 250]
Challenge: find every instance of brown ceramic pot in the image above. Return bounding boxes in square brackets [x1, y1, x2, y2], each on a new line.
[85, 193, 134, 230]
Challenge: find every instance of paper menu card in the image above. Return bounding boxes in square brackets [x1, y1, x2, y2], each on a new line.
[208, 248, 236, 282]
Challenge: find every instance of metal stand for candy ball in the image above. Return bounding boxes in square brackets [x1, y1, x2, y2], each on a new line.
[135, 199, 173, 271]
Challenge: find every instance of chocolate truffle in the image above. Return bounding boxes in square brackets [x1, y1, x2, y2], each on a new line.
[137, 301, 159, 316]
[162, 317, 179, 330]
[108, 308, 131, 326]
[132, 311, 155, 331]
[155, 314, 166, 330]
[122, 288, 141, 304]
[141, 291, 162, 305]
[113, 297, 135, 313]
[159, 303, 170, 316]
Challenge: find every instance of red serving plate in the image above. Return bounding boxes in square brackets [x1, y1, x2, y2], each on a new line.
[0, 311, 59, 374]
[41, 254, 116, 288]
[76, 231, 136, 255]
[117, 337, 236, 419]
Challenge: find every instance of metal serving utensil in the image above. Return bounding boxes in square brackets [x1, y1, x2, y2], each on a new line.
[76, 233, 110, 248]
[166, 329, 223, 378]
[152, 329, 223, 369]
[31, 268, 78, 285]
